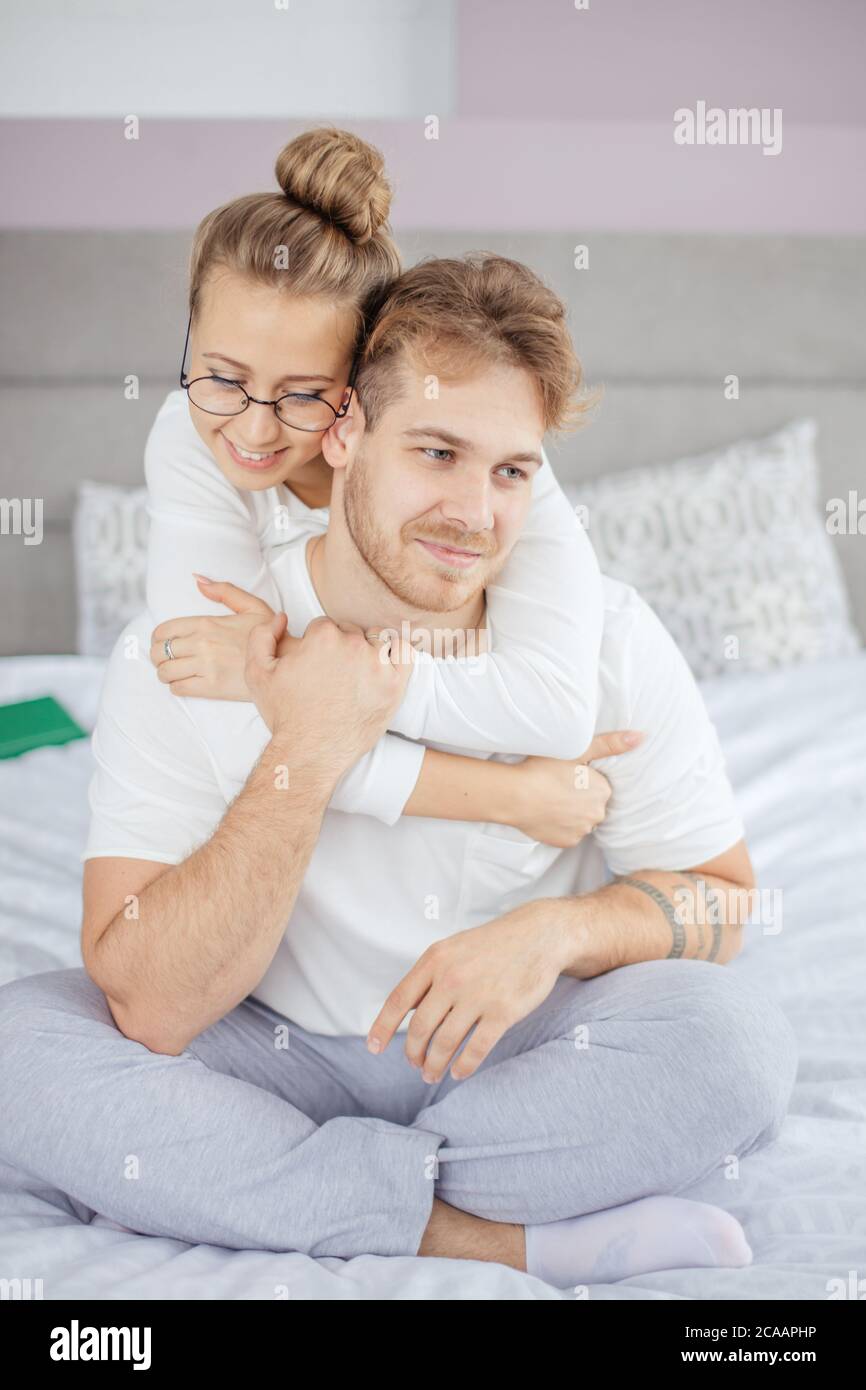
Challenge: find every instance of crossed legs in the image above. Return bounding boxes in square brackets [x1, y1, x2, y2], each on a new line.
[0, 958, 798, 1272]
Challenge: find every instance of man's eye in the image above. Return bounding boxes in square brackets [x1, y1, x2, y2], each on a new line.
[496, 465, 527, 481]
[421, 447, 454, 461]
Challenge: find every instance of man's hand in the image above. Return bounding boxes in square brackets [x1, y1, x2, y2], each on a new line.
[244, 611, 412, 781]
[366, 899, 571, 1084]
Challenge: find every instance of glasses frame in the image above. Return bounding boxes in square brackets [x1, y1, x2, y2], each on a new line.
[178, 310, 357, 432]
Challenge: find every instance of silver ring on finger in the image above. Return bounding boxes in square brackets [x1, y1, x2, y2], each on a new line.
[163, 638, 175, 660]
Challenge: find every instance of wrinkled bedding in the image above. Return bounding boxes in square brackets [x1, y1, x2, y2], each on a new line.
[0, 651, 864, 1300]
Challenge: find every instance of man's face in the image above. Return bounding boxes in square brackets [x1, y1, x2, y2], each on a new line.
[338, 357, 545, 613]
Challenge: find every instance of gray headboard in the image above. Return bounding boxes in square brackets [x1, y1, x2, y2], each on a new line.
[1, 230, 863, 655]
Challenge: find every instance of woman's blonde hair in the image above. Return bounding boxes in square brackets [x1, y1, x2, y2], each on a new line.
[187, 126, 402, 351]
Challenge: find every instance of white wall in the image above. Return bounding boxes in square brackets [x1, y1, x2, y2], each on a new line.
[0, 0, 456, 118]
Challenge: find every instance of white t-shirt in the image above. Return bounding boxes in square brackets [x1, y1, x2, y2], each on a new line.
[83, 541, 745, 1037]
[143, 389, 606, 824]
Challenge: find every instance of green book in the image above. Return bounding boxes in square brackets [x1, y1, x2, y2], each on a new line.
[0, 696, 87, 760]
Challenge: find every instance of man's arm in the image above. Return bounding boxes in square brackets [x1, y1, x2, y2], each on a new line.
[368, 592, 754, 1082]
[365, 840, 755, 1082]
[550, 839, 756, 978]
[83, 613, 410, 1055]
[84, 735, 335, 1055]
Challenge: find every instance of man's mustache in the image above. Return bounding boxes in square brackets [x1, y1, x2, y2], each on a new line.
[407, 523, 498, 558]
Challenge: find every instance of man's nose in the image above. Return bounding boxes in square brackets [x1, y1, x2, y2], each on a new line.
[440, 472, 494, 534]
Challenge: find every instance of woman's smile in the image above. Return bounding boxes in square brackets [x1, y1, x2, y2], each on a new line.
[221, 432, 290, 472]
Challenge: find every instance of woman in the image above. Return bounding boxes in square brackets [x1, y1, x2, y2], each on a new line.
[142, 125, 624, 843]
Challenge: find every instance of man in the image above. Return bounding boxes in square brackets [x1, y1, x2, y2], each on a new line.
[0, 255, 797, 1289]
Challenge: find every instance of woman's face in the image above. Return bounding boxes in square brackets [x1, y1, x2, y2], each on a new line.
[187, 268, 356, 493]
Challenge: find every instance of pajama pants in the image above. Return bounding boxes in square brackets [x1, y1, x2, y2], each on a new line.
[0, 958, 798, 1259]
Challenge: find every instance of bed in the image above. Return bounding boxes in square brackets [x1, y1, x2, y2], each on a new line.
[2, 225, 863, 1298]
[2, 647, 864, 1301]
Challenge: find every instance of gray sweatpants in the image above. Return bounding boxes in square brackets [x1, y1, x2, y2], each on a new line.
[0, 959, 798, 1260]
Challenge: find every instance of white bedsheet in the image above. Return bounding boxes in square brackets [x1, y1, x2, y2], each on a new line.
[0, 651, 864, 1301]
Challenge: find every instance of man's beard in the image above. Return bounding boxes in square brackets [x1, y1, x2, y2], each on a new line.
[342, 447, 499, 613]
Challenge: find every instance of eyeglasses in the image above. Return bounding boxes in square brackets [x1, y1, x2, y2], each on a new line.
[178, 310, 356, 433]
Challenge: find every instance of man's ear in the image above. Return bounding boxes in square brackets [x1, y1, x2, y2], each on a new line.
[322, 394, 366, 472]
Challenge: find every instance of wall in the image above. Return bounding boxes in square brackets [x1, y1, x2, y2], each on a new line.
[0, 0, 863, 233]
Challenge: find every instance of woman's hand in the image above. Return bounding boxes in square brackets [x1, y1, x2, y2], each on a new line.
[511, 729, 644, 847]
[150, 577, 276, 700]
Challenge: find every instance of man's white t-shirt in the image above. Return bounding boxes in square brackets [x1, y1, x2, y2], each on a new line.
[83, 541, 744, 1037]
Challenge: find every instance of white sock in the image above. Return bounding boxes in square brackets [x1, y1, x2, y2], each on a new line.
[524, 1195, 752, 1289]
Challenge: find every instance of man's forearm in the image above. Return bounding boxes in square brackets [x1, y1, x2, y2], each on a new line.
[92, 736, 336, 1053]
[547, 869, 752, 979]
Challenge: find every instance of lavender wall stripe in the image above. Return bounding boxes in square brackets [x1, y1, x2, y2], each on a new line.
[1, 118, 864, 233]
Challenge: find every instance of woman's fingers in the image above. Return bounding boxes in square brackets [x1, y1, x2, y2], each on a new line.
[162, 677, 212, 698]
[579, 729, 644, 763]
[194, 576, 273, 617]
[149, 632, 194, 667]
[154, 656, 200, 685]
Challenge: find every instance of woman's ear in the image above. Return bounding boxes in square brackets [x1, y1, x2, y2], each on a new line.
[322, 395, 366, 472]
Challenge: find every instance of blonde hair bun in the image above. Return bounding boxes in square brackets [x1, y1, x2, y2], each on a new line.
[275, 127, 393, 246]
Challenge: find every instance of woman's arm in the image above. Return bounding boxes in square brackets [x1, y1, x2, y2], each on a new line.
[144, 390, 283, 623]
[144, 404, 611, 831]
[152, 582, 638, 839]
[149, 581, 634, 844]
[403, 731, 640, 845]
[141, 396, 552, 830]
[386, 448, 603, 758]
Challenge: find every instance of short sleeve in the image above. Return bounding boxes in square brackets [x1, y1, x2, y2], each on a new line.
[590, 588, 745, 875]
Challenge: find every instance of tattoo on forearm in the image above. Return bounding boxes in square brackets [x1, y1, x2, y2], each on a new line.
[615, 875, 687, 958]
[679, 871, 722, 961]
[695, 917, 707, 955]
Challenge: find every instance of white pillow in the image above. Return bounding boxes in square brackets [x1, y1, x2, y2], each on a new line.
[567, 418, 860, 679]
[73, 482, 149, 657]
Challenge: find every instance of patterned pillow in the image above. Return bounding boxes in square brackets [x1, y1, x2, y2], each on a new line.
[566, 418, 860, 678]
[74, 420, 860, 675]
[73, 482, 149, 657]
